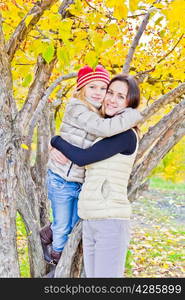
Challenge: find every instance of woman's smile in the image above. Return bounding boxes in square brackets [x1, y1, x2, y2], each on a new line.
[104, 81, 128, 116]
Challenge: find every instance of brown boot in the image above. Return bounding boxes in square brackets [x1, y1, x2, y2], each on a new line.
[50, 249, 62, 265]
[40, 223, 53, 245]
[40, 223, 53, 263]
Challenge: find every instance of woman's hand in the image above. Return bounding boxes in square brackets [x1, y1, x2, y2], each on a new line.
[49, 146, 69, 164]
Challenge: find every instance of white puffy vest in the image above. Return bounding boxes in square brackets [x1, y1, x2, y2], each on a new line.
[78, 129, 139, 219]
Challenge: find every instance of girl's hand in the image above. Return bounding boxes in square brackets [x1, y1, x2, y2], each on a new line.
[49, 146, 69, 164]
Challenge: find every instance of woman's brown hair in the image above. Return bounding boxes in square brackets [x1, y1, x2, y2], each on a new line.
[101, 74, 141, 136]
[101, 73, 140, 114]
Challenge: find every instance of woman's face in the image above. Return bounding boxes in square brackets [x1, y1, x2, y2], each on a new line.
[84, 81, 107, 103]
[104, 80, 129, 116]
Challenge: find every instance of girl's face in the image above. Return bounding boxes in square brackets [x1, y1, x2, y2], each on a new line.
[84, 81, 108, 103]
[104, 80, 129, 116]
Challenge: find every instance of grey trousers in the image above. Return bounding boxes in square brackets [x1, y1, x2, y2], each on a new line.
[82, 219, 131, 278]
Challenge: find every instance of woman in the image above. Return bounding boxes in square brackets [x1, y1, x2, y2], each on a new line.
[51, 74, 141, 277]
[40, 66, 141, 265]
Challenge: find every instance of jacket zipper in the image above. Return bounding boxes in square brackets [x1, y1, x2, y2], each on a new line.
[67, 162, 73, 177]
[66, 131, 88, 177]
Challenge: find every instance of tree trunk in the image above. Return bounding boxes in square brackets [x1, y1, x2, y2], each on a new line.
[17, 161, 46, 278]
[55, 221, 83, 278]
[31, 106, 51, 227]
[0, 132, 20, 277]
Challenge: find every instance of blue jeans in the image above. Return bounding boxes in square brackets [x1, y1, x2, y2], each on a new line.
[47, 169, 82, 252]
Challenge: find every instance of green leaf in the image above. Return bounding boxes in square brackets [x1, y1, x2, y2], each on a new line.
[42, 44, 55, 64]
[57, 47, 70, 66]
[22, 74, 32, 87]
[18, 11, 25, 19]
[84, 51, 98, 68]
[155, 16, 164, 26]
[59, 19, 73, 42]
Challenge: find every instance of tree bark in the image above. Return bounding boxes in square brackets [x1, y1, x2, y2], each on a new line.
[122, 11, 151, 74]
[128, 116, 185, 202]
[17, 55, 57, 134]
[0, 14, 20, 277]
[55, 221, 83, 278]
[136, 99, 185, 162]
[0, 131, 20, 277]
[32, 106, 51, 227]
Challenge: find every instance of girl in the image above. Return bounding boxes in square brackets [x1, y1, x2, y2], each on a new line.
[40, 67, 142, 266]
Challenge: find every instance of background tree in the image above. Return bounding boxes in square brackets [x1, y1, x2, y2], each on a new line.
[0, 0, 184, 277]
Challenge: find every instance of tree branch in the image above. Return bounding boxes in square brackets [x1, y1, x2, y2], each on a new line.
[0, 14, 17, 116]
[135, 34, 184, 83]
[59, 0, 75, 17]
[136, 99, 185, 163]
[122, 9, 154, 74]
[6, 0, 57, 61]
[55, 220, 82, 277]
[27, 72, 77, 142]
[17, 54, 57, 134]
[139, 82, 185, 125]
[15, 0, 78, 136]
[157, 33, 184, 64]
[128, 116, 185, 202]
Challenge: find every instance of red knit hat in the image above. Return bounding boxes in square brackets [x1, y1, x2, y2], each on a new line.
[76, 65, 110, 90]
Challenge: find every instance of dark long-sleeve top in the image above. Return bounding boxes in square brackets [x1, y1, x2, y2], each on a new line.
[51, 129, 137, 167]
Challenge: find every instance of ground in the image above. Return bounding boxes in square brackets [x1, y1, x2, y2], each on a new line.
[125, 178, 185, 278]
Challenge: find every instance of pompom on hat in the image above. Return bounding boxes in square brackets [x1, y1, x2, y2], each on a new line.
[76, 65, 110, 90]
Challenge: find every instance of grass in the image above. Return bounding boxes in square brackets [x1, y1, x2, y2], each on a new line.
[149, 176, 185, 191]
[125, 225, 185, 278]
[16, 213, 30, 277]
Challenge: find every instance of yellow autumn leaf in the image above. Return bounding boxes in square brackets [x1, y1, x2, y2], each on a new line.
[67, 0, 83, 17]
[105, 0, 118, 8]
[75, 30, 88, 41]
[105, 23, 120, 36]
[59, 19, 73, 43]
[113, 3, 128, 20]
[129, 0, 139, 12]
[162, 263, 169, 269]
[21, 144, 29, 150]
[25, 14, 33, 27]
[31, 143, 36, 151]
[163, 0, 185, 31]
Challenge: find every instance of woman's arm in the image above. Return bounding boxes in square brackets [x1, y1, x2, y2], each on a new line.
[51, 129, 137, 167]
